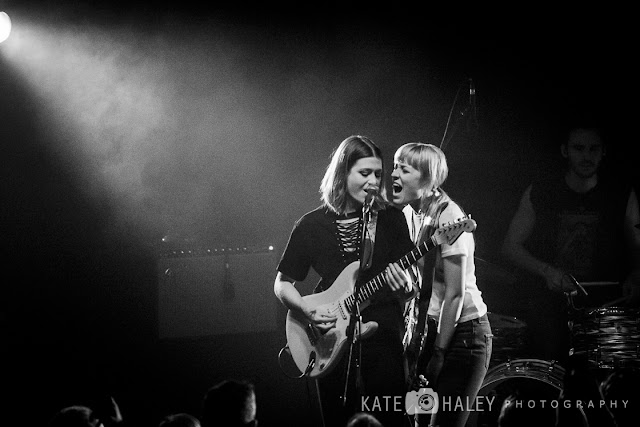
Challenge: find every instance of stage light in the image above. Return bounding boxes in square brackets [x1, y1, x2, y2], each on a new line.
[0, 11, 11, 44]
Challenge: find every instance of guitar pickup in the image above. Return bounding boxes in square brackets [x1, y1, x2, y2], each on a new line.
[338, 301, 348, 320]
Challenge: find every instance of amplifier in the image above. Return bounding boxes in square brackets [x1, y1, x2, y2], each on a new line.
[157, 246, 279, 339]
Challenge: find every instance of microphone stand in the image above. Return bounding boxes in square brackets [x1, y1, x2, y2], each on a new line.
[342, 197, 372, 407]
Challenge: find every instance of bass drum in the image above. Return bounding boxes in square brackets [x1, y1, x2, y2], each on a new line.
[466, 359, 566, 427]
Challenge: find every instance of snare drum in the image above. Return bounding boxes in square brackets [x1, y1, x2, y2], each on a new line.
[487, 312, 528, 366]
[570, 307, 640, 370]
[466, 359, 566, 427]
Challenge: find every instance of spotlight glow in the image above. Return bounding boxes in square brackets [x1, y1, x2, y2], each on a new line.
[0, 12, 11, 44]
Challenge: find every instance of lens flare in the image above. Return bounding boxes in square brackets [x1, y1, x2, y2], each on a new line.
[0, 12, 11, 44]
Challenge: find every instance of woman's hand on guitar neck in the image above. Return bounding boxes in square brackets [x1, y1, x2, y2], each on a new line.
[304, 303, 338, 333]
[385, 262, 412, 297]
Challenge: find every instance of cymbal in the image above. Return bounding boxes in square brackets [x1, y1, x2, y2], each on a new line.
[577, 281, 619, 287]
[601, 296, 629, 308]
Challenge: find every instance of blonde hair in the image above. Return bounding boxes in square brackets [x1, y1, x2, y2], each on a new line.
[320, 135, 387, 215]
[394, 142, 450, 217]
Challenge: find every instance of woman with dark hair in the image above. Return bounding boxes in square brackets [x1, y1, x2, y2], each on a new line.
[274, 135, 416, 427]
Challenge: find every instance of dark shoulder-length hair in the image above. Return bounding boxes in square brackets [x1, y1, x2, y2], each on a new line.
[320, 135, 388, 215]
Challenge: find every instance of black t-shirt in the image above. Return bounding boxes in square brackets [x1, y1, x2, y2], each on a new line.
[277, 204, 415, 333]
[528, 174, 632, 283]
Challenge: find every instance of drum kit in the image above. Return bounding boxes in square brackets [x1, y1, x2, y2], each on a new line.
[568, 284, 640, 373]
[466, 262, 639, 427]
[486, 312, 528, 367]
[467, 359, 567, 427]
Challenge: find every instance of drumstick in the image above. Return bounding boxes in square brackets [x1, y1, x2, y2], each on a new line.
[565, 274, 588, 297]
[577, 281, 619, 287]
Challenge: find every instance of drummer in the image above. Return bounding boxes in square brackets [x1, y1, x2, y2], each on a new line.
[501, 122, 640, 366]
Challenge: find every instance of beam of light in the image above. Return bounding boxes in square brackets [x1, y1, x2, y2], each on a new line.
[0, 11, 11, 43]
[2, 9, 288, 243]
[3, 6, 411, 246]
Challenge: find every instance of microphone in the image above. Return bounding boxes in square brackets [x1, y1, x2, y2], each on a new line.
[469, 78, 477, 122]
[364, 187, 378, 211]
[469, 78, 476, 107]
[360, 187, 378, 272]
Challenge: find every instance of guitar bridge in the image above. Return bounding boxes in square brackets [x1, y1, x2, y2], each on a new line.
[306, 323, 319, 345]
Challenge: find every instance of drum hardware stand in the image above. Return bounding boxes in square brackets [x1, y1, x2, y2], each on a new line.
[565, 274, 589, 359]
[565, 273, 589, 311]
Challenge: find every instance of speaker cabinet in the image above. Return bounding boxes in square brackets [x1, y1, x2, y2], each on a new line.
[157, 248, 279, 339]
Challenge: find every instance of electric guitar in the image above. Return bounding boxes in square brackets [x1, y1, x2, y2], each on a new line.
[285, 217, 477, 378]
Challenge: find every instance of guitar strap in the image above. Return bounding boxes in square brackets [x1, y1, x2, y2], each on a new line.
[407, 202, 448, 382]
[418, 202, 448, 305]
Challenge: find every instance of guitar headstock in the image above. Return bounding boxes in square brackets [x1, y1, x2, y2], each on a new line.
[432, 216, 477, 246]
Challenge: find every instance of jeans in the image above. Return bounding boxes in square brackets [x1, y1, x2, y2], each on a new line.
[427, 314, 493, 427]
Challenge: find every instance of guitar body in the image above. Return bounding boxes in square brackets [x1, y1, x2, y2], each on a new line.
[284, 217, 476, 379]
[285, 261, 378, 378]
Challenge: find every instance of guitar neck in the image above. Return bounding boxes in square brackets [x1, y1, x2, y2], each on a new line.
[345, 237, 437, 311]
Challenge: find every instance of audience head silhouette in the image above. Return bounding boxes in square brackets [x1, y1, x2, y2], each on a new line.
[159, 412, 201, 427]
[202, 379, 256, 427]
[600, 368, 639, 427]
[497, 391, 556, 427]
[346, 412, 383, 427]
[49, 405, 101, 427]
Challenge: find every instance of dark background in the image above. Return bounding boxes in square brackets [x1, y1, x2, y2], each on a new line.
[1, 1, 637, 425]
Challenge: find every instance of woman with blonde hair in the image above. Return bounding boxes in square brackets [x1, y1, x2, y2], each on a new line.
[391, 142, 492, 427]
